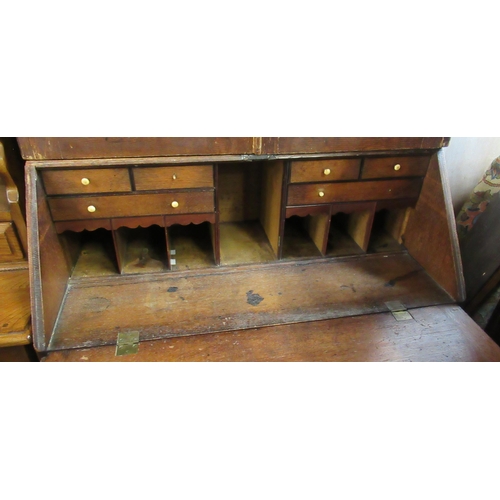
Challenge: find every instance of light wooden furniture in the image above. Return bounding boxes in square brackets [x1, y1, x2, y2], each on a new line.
[18, 137, 500, 361]
[0, 139, 31, 352]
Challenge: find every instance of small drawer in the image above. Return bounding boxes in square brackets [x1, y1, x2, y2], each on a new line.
[42, 168, 132, 195]
[361, 156, 430, 179]
[133, 165, 214, 190]
[48, 191, 215, 221]
[289, 159, 360, 183]
[287, 179, 423, 206]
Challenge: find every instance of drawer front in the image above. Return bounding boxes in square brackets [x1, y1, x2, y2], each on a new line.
[48, 191, 215, 221]
[362, 156, 430, 179]
[133, 165, 214, 190]
[287, 179, 423, 205]
[290, 159, 361, 183]
[42, 168, 132, 195]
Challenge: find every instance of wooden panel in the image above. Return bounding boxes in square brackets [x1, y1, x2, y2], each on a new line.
[362, 155, 430, 179]
[260, 161, 284, 256]
[0, 222, 23, 261]
[42, 168, 131, 195]
[218, 163, 262, 223]
[47, 253, 453, 350]
[26, 166, 71, 351]
[347, 210, 375, 252]
[0, 267, 31, 336]
[383, 207, 412, 244]
[48, 191, 215, 221]
[133, 165, 213, 190]
[287, 179, 423, 205]
[286, 205, 331, 218]
[41, 305, 500, 362]
[0, 346, 33, 361]
[18, 138, 255, 160]
[0, 332, 31, 348]
[289, 159, 360, 183]
[404, 151, 465, 302]
[262, 138, 447, 155]
[304, 213, 330, 254]
[55, 219, 113, 233]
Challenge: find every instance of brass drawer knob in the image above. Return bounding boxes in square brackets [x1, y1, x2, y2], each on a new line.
[394, 164, 401, 171]
[323, 168, 331, 175]
[318, 190, 325, 197]
[172, 174, 177, 180]
[87, 205, 96, 213]
[81, 178, 90, 185]
[171, 201, 179, 208]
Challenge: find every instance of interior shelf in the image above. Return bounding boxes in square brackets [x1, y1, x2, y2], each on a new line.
[219, 221, 276, 266]
[218, 162, 282, 266]
[66, 228, 119, 278]
[368, 208, 408, 254]
[167, 222, 215, 271]
[325, 211, 371, 258]
[115, 225, 169, 274]
[281, 215, 324, 260]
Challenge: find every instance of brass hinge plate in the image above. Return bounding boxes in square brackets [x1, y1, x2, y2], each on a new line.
[116, 331, 140, 356]
[385, 301, 414, 322]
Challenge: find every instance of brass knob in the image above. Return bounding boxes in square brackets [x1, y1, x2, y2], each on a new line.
[81, 178, 90, 185]
[323, 168, 331, 175]
[318, 190, 325, 197]
[172, 174, 177, 180]
[171, 201, 179, 208]
[394, 164, 401, 171]
[87, 205, 96, 213]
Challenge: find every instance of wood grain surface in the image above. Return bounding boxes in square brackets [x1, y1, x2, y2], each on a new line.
[46, 253, 453, 350]
[287, 179, 423, 205]
[17, 138, 447, 160]
[41, 305, 500, 362]
[404, 151, 465, 302]
[18, 138, 255, 160]
[262, 138, 447, 155]
[48, 191, 215, 221]
[0, 266, 30, 336]
[42, 168, 132, 195]
[133, 165, 214, 191]
[362, 155, 430, 179]
[290, 159, 361, 183]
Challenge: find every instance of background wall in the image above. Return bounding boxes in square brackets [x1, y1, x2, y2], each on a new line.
[443, 137, 500, 215]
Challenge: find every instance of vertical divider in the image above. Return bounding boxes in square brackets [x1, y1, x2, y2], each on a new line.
[346, 204, 376, 252]
[278, 161, 290, 259]
[213, 164, 220, 265]
[260, 160, 284, 258]
[383, 206, 412, 244]
[111, 225, 126, 274]
[164, 217, 172, 271]
[304, 211, 331, 255]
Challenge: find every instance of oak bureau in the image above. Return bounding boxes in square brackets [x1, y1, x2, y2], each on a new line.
[17, 137, 500, 361]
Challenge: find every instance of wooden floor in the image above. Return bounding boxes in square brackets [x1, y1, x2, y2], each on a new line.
[48, 253, 453, 350]
[43, 305, 500, 362]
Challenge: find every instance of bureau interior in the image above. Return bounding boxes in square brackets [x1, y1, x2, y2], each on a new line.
[28, 148, 463, 352]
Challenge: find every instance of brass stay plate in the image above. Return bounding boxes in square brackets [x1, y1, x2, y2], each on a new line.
[385, 301, 414, 322]
[115, 331, 140, 356]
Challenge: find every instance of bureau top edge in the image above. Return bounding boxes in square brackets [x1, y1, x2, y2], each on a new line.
[17, 137, 449, 161]
[26, 149, 441, 170]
